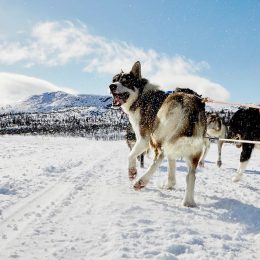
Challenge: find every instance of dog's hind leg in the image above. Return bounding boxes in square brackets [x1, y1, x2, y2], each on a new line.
[217, 140, 224, 167]
[199, 139, 210, 167]
[166, 156, 176, 190]
[182, 154, 201, 207]
[134, 152, 164, 190]
[128, 139, 149, 180]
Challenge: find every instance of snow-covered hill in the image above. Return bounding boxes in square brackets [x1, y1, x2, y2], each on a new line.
[0, 90, 242, 115]
[0, 136, 259, 259]
[0, 91, 112, 113]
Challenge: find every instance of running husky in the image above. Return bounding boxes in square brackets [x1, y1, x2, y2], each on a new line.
[109, 61, 206, 207]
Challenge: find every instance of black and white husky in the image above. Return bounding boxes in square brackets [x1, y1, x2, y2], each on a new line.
[109, 61, 206, 207]
[228, 108, 260, 182]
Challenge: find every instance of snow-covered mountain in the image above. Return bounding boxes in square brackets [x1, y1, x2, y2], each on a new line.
[0, 91, 127, 138]
[0, 90, 242, 115]
[0, 91, 112, 113]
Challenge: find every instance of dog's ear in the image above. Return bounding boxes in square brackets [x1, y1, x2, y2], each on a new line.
[130, 61, 141, 79]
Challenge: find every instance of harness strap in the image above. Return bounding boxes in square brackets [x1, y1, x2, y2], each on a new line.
[205, 136, 260, 145]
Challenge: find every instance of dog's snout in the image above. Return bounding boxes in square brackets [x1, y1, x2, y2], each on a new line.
[109, 84, 117, 92]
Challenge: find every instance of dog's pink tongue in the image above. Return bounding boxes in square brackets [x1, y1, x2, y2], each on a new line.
[113, 95, 121, 106]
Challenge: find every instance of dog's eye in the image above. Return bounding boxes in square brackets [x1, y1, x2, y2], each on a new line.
[113, 77, 119, 83]
[112, 74, 121, 82]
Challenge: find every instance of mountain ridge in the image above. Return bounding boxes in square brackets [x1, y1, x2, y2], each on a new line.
[0, 90, 239, 114]
[0, 91, 112, 113]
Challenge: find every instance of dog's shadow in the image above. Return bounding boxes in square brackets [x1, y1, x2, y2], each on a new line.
[0, 186, 16, 195]
[226, 167, 260, 176]
[203, 160, 215, 165]
[204, 196, 260, 233]
[158, 159, 186, 174]
[159, 165, 187, 174]
[159, 164, 205, 174]
[244, 169, 260, 175]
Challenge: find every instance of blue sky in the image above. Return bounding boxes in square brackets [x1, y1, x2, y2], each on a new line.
[0, 0, 259, 104]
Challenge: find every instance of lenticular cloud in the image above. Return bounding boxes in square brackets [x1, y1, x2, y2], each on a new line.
[0, 72, 76, 105]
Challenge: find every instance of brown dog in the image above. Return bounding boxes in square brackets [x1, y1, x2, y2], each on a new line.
[109, 61, 206, 207]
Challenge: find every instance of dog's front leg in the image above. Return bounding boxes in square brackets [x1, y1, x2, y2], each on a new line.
[232, 143, 254, 182]
[134, 152, 164, 190]
[128, 139, 149, 180]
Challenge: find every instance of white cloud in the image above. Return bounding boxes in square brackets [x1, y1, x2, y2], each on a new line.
[0, 43, 30, 65]
[0, 73, 76, 105]
[0, 21, 230, 101]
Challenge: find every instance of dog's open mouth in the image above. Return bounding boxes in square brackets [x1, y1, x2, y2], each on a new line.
[112, 92, 130, 107]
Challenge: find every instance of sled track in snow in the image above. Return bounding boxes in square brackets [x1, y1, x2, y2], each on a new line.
[0, 136, 259, 259]
[0, 142, 117, 258]
[0, 181, 72, 253]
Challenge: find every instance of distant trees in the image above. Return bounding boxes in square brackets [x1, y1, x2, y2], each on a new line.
[0, 107, 236, 140]
[206, 108, 235, 126]
[0, 108, 129, 140]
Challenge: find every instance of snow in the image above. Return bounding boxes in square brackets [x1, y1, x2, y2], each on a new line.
[0, 135, 259, 259]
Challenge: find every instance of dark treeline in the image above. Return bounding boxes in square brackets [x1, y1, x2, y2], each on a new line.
[0, 107, 235, 140]
[0, 108, 129, 140]
[206, 108, 235, 126]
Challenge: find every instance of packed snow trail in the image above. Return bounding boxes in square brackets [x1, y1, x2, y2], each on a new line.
[0, 136, 259, 259]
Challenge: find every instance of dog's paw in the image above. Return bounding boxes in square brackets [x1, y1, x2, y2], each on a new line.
[133, 179, 146, 190]
[182, 199, 197, 208]
[199, 161, 205, 167]
[217, 160, 222, 168]
[163, 180, 176, 190]
[128, 168, 137, 180]
[166, 183, 176, 190]
[232, 173, 242, 182]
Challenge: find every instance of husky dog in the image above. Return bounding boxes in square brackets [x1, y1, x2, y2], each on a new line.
[228, 108, 260, 182]
[109, 61, 206, 207]
[200, 113, 227, 167]
[126, 124, 145, 168]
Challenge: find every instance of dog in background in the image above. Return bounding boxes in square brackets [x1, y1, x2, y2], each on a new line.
[109, 61, 206, 207]
[228, 107, 260, 182]
[200, 113, 228, 167]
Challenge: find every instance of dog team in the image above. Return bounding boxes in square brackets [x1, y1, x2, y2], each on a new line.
[109, 61, 260, 207]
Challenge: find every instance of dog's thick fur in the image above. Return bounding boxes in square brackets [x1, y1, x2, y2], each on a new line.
[200, 113, 227, 167]
[109, 61, 206, 207]
[228, 107, 260, 182]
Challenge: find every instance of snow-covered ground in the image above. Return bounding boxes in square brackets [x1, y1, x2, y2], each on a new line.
[0, 136, 259, 260]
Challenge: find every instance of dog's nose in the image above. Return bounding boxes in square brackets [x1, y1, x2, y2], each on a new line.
[109, 84, 117, 92]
